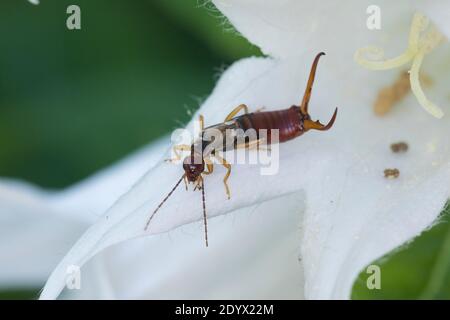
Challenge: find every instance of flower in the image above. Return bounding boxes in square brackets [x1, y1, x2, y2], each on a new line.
[2, 0, 450, 299]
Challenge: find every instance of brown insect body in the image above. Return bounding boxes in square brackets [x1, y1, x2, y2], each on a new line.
[234, 106, 302, 143]
[198, 105, 337, 156]
[145, 52, 338, 247]
[234, 105, 337, 143]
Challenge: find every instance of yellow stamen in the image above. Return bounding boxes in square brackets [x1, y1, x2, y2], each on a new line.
[408, 13, 429, 50]
[354, 13, 446, 118]
[354, 46, 415, 70]
[354, 13, 427, 70]
[410, 51, 443, 118]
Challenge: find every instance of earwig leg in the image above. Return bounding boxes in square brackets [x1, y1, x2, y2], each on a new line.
[235, 139, 270, 151]
[183, 175, 188, 190]
[194, 181, 202, 191]
[165, 144, 190, 163]
[235, 140, 259, 150]
[194, 160, 213, 190]
[224, 104, 249, 122]
[254, 106, 266, 113]
[256, 140, 271, 152]
[198, 114, 205, 132]
[213, 154, 231, 199]
[203, 157, 214, 175]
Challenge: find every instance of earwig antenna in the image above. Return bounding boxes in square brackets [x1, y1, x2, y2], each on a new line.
[201, 177, 208, 247]
[300, 52, 325, 114]
[144, 174, 185, 231]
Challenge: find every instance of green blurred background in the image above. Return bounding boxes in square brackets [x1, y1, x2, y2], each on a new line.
[0, 0, 448, 299]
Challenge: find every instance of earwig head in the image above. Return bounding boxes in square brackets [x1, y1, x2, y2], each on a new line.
[299, 52, 338, 132]
[146, 152, 209, 247]
[183, 153, 205, 182]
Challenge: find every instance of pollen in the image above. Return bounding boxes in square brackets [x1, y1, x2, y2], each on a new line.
[355, 13, 446, 118]
[384, 168, 400, 179]
[373, 70, 431, 116]
[373, 71, 410, 115]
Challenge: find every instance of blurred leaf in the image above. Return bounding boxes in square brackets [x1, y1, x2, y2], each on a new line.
[0, 288, 40, 300]
[0, 0, 242, 188]
[153, 0, 261, 61]
[352, 203, 450, 299]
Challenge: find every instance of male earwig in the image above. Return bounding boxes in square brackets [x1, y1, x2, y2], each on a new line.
[144, 52, 338, 247]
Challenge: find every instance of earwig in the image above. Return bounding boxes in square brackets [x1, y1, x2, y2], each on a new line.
[144, 52, 338, 247]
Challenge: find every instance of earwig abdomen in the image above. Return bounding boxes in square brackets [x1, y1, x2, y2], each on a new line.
[235, 106, 303, 143]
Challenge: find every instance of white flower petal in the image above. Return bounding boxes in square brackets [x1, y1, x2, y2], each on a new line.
[51, 137, 169, 221]
[0, 179, 85, 287]
[40, 56, 319, 299]
[212, 0, 414, 59]
[40, 40, 450, 299]
[0, 138, 167, 288]
[210, 0, 450, 298]
[41, 57, 313, 299]
[29, 0, 450, 299]
[62, 192, 306, 299]
[299, 53, 450, 299]
[416, 0, 450, 38]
